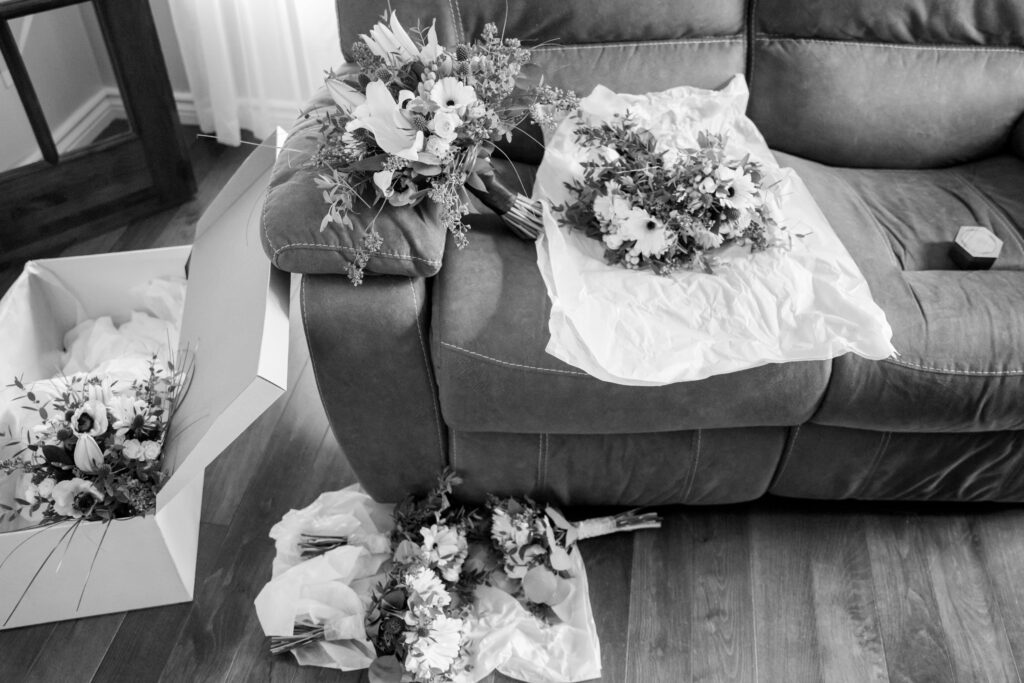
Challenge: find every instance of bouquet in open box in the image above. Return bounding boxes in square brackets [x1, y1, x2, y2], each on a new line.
[556, 114, 788, 274]
[313, 11, 576, 284]
[0, 356, 189, 527]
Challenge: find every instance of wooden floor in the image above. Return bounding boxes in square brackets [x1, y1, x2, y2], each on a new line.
[4, 131, 1024, 683]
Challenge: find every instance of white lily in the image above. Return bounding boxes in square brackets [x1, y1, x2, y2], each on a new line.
[326, 78, 366, 114]
[346, 81, 423, 161]
[360, 12, 420, 67]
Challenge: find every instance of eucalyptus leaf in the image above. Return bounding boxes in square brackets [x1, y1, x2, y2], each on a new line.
[368, 655, 404, 683]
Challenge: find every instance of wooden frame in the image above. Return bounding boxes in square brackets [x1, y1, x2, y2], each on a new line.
[0, 0, 195, 261]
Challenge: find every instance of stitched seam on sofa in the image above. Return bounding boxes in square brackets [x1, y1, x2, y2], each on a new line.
[682, 430, 703, 502]
[884, 357, 1024, 375]
[769, 424, 802, 491]
[856, 431, 891, 498]
[535, 37, 742, 53]
[448, 0, 465, 43]
[272, 243, 443, 265]
[758, 36, 1024, 54]
[410, 280, 447, 462]
[440, 341, 591, 376]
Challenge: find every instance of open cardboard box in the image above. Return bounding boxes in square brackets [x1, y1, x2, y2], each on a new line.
[0, 131, 290, 630]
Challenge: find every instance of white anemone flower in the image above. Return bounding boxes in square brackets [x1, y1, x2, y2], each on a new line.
[346, 81, 423, 161]
[51, 478, 102, 518]
[429, 77, 477, 113]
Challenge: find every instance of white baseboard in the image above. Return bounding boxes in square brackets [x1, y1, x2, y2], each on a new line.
[19, 87, 302, 166]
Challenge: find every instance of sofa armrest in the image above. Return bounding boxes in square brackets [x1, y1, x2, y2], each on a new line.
[261, 87, 447, 279]
[302, 273, 447, 501]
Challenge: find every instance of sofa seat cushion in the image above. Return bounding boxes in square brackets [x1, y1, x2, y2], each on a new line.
[431, 216, 831, 435]
[776, 152, 1024, 432]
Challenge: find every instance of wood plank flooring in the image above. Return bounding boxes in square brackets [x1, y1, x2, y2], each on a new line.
[3, 130, 1024, 682]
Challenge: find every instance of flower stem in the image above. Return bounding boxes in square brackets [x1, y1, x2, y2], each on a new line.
[575, 508, 662, 541]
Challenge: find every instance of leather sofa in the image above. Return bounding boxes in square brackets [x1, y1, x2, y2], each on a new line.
[262, 0, 1024, 504]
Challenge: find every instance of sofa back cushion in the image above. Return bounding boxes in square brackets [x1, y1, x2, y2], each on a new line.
[749, 0, 1024, 168]
[336, 0, 746, 94]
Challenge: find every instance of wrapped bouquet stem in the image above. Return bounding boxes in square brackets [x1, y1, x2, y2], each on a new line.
[468, 169, 544, 241]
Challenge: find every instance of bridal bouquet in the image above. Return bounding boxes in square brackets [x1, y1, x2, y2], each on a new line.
[556, 114, 786, 274]
[314, 12, 577, 284]
[0, 356, 189, 526]
[257, 471, 661, 682]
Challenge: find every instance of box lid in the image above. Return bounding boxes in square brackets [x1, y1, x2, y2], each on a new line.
[157, 129, 290, 506]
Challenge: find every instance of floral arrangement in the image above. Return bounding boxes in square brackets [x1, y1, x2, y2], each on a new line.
[0, 356, 190, 526]
[556, 114, 787, 274]
[263, 470, 661, 682]
[313, 11, 577, 284]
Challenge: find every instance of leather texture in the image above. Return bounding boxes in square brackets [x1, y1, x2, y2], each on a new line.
[450, 428, 786, 505]
[302, 274, 448, 500]
[776, 151, 1024, 433]
[771, 424, 1024, 502]
[261, 89, 448, 277]
[431, 214, 831, 434]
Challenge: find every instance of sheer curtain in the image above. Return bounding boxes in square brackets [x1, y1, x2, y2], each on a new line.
[167, 0, 342, 146]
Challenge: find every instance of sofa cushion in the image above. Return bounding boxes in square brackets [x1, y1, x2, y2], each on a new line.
[776, 152, 1024, 432]
[751, 0, 1024, 168]
[431, 214, 831, 435]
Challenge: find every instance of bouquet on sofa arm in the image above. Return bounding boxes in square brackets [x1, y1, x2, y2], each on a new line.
[313, 11, 577, 284]
[555, 113, 788, 274]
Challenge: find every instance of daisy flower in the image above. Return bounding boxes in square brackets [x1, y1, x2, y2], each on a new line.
[717, 166, 758, 213]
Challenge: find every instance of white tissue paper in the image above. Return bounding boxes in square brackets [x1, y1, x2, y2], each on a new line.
[533, 75, 895, 385]
[0, 276, 187, 466]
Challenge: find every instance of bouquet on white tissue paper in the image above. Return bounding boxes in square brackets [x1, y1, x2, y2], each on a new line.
[556, 116, 787, 274]
[256, 471, 661, 682]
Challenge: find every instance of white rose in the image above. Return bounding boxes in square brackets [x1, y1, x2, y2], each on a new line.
[123, 439, 143, 461]
[429, 110, 462, 142]
[699, 176, 718, 194]
[37, 477, 57, 499]
[142, 440, 162, 461]
[424, 136, 451, 158]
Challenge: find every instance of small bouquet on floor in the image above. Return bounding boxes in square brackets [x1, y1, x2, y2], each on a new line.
[0, 355, 190, 526]
[314, 11, 577, 284]
[256, 471, 662, 682]
[556, 114, 787, 274]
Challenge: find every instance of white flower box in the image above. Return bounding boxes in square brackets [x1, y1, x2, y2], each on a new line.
[0, 132, 290, 630]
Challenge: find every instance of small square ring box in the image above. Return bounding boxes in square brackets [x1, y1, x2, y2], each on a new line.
[950, 225, 1003, 270]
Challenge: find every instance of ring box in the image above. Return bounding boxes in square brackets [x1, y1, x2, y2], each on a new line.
[950, 226, 1002, 270]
